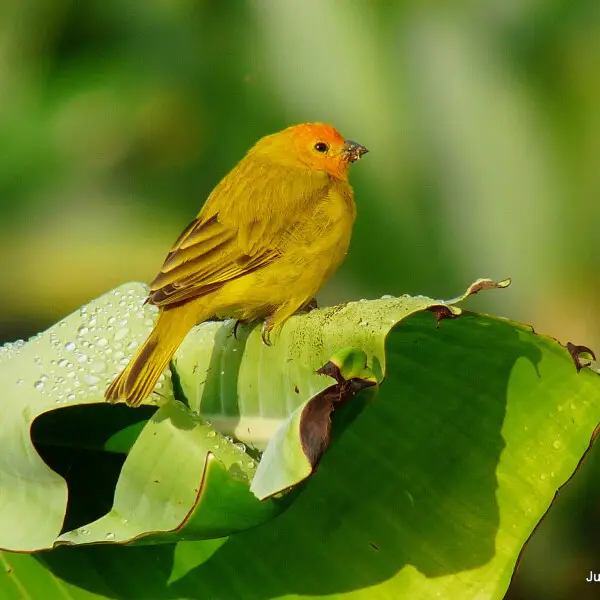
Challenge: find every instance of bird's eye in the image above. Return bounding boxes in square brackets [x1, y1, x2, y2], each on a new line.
[314, 142, 329, 153]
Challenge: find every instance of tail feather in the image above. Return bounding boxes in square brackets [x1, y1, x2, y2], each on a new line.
[105, 307, 196, 407]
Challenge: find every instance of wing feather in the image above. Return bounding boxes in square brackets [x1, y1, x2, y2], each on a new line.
[147, 158, 331, 307]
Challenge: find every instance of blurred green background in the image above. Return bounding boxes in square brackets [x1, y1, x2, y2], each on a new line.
[1, 0, 599, 597]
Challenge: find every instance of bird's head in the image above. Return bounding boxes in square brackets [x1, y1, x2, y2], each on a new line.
[253, 123, 368, 180]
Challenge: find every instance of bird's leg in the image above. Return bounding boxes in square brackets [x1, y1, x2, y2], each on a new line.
[261, 320, 274, 346]
[261, 301, 305, 346]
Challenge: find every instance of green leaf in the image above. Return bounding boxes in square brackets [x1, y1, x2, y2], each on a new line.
[1, 308, 598, 599]
[0, 278, 509, 551]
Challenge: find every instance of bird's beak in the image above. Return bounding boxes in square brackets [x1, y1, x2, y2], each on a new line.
[342, 139, 369, 163]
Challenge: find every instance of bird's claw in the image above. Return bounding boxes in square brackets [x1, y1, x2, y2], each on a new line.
[261, 321, 274, 346]
[233, 319, 245, 340]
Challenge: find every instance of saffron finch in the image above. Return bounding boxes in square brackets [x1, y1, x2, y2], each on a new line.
[105, 123, 368, 406]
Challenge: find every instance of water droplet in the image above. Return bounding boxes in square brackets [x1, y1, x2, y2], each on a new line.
[380, 294, 394, 299]
[58, 358, 69, 367]
[540, 473, 547, 480]
[234, 442, 246, 452]
[90, 361, 107, 374]
[553, 440, 561, 450]
[144, 318, 154, 327]
[77, 326, 89, 337]
[127, 340, 139, 350]
[89, 385, 98, 393]
[119, 358, 130, 366]
[16, 379, 23, 385]
[34, 380, 44, 390]
[96, 338, 109, 348]
[113, 351, 124, 360]
[67, 393, 76, 401]
[80, 528, 90, 535]
[104, 532, 115, 541]
[207, 431, 216, 438]
[107, 316, 117, 326]
[84, 374, 101, 385]
[114, 327, 130, 341]
[246, 461, 255, 469]
[213, 444, 220, 450]
[76, 353, 88, 363]
[40, 375, 48, 382]
[65, 341, 76, 352]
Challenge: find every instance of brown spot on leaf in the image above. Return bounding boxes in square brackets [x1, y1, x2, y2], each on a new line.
[427, 305, 459, 328]
[294, 385, 300, 394]
[301, 361, 376, 470]
[316, 361, 343, 382]
[567, 342, 596, 373]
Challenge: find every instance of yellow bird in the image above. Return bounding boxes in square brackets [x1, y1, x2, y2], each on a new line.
[105, 123, 368, 406]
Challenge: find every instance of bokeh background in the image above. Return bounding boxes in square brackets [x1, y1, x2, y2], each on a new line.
[1, 0, 599, 597]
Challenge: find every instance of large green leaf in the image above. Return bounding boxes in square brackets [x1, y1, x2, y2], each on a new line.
[0, 279, 507, 551]
[0, 308, 598, 599]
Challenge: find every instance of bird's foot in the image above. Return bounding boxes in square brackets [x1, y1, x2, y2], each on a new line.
[261, 319, 275, 346]
[233, 319, 247, 340]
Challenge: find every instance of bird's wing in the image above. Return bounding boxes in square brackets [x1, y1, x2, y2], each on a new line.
[148, 163, 330, 307]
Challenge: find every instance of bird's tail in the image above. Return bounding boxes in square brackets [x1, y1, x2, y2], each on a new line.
[104, 307, 197, 407]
